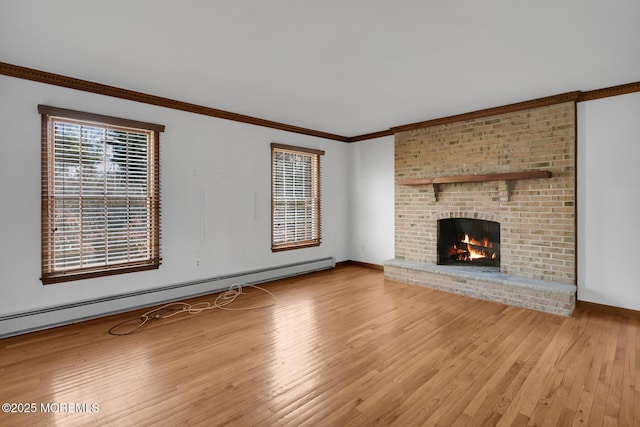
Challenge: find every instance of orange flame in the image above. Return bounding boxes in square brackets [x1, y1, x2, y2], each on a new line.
[461, 234, 493, 260]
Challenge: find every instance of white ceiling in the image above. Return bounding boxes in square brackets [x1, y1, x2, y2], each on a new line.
[1, 0, 639, 138]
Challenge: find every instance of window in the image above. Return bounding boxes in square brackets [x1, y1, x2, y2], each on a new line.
[271, 143, 324, 251]
[39, 105, 164, 284]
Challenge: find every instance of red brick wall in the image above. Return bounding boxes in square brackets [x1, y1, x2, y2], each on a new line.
[394, 102, 576, 284]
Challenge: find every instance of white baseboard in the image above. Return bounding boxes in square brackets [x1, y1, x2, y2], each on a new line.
[0, 257, 335, 338]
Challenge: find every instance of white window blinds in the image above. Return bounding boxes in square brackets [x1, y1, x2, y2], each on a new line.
[40, 105, 163, 284]
[271, 143, 324, 251]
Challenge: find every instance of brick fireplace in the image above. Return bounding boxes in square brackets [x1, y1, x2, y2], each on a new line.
[384, 100, 577, 316]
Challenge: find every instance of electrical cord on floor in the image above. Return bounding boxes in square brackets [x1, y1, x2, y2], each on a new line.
[108, 283, 276, 336]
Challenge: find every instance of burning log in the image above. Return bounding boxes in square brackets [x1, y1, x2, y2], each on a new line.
[437, 219, 501, 267]
[457, 242, 496, 259]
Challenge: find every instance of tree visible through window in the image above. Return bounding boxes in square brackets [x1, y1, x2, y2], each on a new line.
[271, 143, 324, 251]
[39, 105, 163, 284]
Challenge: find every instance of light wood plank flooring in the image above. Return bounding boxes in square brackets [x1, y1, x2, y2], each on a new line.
[0, 265, 638, 426]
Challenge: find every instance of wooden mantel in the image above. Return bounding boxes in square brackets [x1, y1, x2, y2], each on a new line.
[397, 170, 551, 186]
[397, 171, 552, 202]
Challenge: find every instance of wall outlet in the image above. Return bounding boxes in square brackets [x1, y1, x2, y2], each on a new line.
[195, 258, 200, 267]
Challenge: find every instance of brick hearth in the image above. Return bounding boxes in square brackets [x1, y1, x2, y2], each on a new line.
[385, 259, 575, 316]
[386, 101, 577, 315]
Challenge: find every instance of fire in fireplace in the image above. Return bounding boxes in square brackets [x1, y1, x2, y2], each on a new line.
[437, 218, 500, 267]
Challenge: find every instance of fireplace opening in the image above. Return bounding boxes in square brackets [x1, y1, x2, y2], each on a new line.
[437, 218, 500, 267]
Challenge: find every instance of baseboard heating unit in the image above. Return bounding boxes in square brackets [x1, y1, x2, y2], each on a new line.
[0, 257, 335, 339]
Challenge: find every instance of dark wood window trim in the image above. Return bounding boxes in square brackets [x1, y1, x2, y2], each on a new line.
[38, 105, 166, 133]
[270, 143, 325, 156]
[40, 105, 163, 284]
[271, 143, 324, 252]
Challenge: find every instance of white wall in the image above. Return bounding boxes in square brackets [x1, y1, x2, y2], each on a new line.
[6, 72, 639, 333]
[0, 75, 351, 325]
[578, 91, 640, 310]
[348, 137, 395, 265]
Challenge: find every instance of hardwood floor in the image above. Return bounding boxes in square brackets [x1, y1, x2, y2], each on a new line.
[0, 265, 638, 426]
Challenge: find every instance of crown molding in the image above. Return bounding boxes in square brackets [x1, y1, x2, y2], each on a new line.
[390, 91, 582, 134]
[348, 129, 394, 142]
[2, 61, 639, 143]
[0, 61, 350, 142]
[577, 81, 640, 102]
[368, 82, 640, 140]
